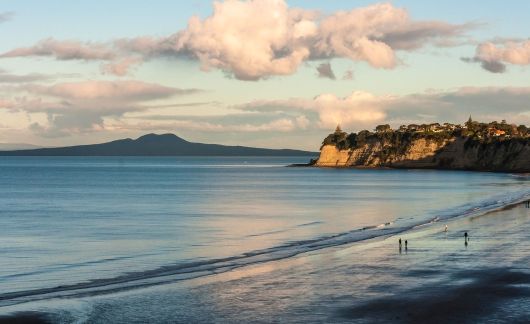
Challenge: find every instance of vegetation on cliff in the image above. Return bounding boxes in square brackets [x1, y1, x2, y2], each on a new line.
[323, 118, 529, 151]
[316, 118, 529, 172]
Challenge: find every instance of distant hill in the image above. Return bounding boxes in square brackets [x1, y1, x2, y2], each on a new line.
[0, 134, 316, 156]
[0, 143, 43, 151]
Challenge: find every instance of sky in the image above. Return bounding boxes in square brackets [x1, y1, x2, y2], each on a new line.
[0, 0, 529, 150]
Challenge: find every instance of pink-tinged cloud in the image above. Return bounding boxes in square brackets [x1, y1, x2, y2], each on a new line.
[477, 41, 530, 65]
[1, 80, 201, 137]
[238, 91, 388, 129]
[109, 117, 308, 133]
[0, 38, 115, 61]
[29, 80, 193, 100]
[463, 39, 530, 73]
[100, 57, 143, 76]
[172, 1, 469, 79]
[468, 40, 530, 73]
[172, 0, 314, 80]
[0, 99, 14, 109]
[0, 1, 471, 80]
[236, 87, 530, 131]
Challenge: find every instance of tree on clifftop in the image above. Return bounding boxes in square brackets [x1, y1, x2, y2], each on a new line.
[375, 124, 391, 133]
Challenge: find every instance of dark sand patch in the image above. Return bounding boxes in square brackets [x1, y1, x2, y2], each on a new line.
[0, 311, 51, 324]
[337, 268, 530, 323]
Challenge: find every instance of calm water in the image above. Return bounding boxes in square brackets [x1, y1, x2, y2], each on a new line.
[0, 157, 529, 307]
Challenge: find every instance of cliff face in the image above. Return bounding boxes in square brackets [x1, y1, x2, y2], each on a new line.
[315, 136, 530, 172]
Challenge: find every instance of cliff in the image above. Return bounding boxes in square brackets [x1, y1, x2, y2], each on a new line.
[314, 125, 530, 172]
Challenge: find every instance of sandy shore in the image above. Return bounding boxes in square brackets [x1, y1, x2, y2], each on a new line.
[2, 202, 530, 323]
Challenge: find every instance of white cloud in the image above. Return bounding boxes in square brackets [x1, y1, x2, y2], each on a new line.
[100, 57, 143, 76]
[0, 1, 471, 80]
[464, 39, 530, 73]
[238, 91, 388, 129]
[171, 1, 470, 79]
[27, 80, 187, 100]
[0, 38, 115, 60]
[108, 117, 303, 133]
[237, 87, 530, 131]
[477, 40, 530, 65]
[1, 80, 200, 137]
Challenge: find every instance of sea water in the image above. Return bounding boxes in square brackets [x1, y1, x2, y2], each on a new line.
[0, 156, 529, 306]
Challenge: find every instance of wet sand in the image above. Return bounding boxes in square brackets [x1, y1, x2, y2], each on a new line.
[2, 203, 530, 323]
[0, 311, 51, 324]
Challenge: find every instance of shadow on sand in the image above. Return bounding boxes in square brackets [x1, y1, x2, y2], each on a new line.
[0, 311, 51, 324]
[337, 268, 530, 323]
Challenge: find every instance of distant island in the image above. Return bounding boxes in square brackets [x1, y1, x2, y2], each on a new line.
[312, 118, 530, 172]
[0, 133, 316, 157]
[0, 143, 43, 151]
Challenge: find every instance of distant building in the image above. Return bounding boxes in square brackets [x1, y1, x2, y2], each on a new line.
[487, 127, 506, 137]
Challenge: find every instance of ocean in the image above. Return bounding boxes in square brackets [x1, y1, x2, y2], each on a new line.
[0, 157, 529, 323]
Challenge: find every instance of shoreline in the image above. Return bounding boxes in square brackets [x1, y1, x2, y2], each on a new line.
[4, 192, 527, 304]
[3, 201, 529, 323]
[289, 162, 530, 173]
[1, 192, 528, 313]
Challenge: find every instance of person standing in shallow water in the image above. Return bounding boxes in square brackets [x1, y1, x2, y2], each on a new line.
[405, 240, 408, 250]
[464, 232, 469, 246]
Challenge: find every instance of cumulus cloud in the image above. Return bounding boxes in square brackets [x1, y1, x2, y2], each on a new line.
[169, 0, 314, 80]
[238, 91, 388, 129]
[316, 63, 335, 80]
[4, 84, 529, 148]
[464, 39, 530, 73]
[29, 111, 106, 138]
[235, 87, 530, 131]
[113, 86, 529, 141]
[2, 80, 199, 137]
[0, 1, 471, 80]
[381, 87, 530, 127]
[170, 1, 470, 79]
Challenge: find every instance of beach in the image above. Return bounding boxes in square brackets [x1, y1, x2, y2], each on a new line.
[2, 201, 530, 323]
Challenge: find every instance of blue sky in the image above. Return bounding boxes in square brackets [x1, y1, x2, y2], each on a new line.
[0, 1, 529, 150]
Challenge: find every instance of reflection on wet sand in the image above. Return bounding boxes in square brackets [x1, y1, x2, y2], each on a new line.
[63, 202, 530, 323]
[2, 198, 530, 322]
